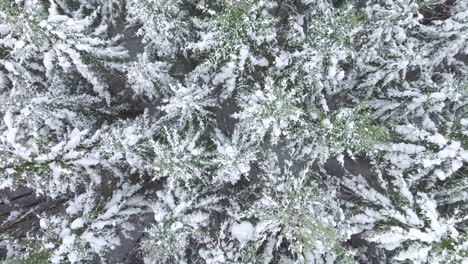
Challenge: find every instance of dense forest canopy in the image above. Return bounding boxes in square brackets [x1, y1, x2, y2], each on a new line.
[0, 0, 467, 263]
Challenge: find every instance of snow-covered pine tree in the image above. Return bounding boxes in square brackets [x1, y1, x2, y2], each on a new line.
[339, 0, 468, 262]
[1, 0, 467, 263]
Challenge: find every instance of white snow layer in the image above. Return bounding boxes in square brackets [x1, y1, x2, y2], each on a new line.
[231, 221, 256, 242]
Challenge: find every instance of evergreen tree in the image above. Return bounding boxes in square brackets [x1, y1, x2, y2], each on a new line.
[0, 0, 467, 263]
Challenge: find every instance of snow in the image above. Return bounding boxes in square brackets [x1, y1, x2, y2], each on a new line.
[2, 61, 18, 75]
[438, 147, 458, 159]
[369, 228, 407, 250]
[123, 127, 140, 146]
[30, 96, 50, 104]
[66, 194, 86, 215]
[328, 64, 337, 79]
[336, 70, 345, 81]
[451, 160, 463, 173]
[62, 234, 76, 246]
[40, 218, 49, 229]
[394, 27, 406, 44]
[2, 111, 17, 146]
[252, 56, 269, 67]
[91, 220, 113, 230]
[405, 209, 422, 227]
[427, 133, 447, 146]
[43, 50, 56, 77]
[50, 255, 62, 264]
[434, 169, 446, 181]
[430, 92, 447, 101]
[212, 62, 236, 96]
[68, 252, 79, 263]
[73, 156, 100, 167]
[231, 221, 255, 242]
[461, 150, 468, 162]
[70, 218, 84, 229]
[188, 212, 209, 228]
[13, 40, 25, 51]
[384, 153, 412, 170]
[461, 118, 468, 126]
[80, 232, 109, 253]
[3, 111, 13, 129]
[336, 154, 344, 166]
[65, 128, 84, 151]
[394, 245, 430, 261]
[274, 53, 289, 69]
[45, 243, 56, 249]
[1, 1, 467, 263]
[422, 158, 442, 168]
[238, 46, 249, 70]
[391, 143, 426, 154]
[0, 25, 10, 35]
